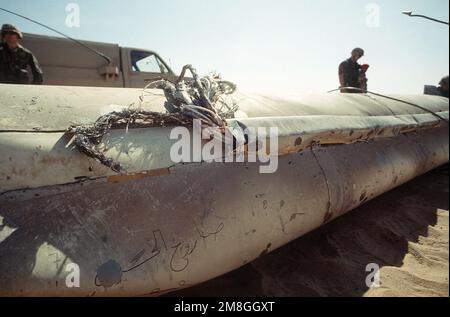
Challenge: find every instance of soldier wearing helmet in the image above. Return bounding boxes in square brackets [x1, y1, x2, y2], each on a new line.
[0, 24, 43, 85]
[338, 48, 365, 93]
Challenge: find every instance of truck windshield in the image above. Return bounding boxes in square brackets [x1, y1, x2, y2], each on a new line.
[130, 50, 169, 74]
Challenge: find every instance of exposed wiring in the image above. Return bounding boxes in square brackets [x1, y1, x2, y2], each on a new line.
[68, 65, 238, 173]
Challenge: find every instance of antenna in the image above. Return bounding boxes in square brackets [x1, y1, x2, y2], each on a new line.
[0, 7, 112, 64]
[401, 10, 449, 26]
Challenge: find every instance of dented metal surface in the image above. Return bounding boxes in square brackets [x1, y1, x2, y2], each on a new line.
[0, 84, 448, 194]
[0, 85, 448, 296]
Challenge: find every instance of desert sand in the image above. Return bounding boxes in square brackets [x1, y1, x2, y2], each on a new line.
[169, 164, 449, 297]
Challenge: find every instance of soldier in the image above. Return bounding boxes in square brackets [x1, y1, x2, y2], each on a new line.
[0, 24, 43, 85]
[338, 48, 364, 93]
[437, 76, 449, 98]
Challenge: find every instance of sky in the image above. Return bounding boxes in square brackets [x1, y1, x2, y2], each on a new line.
[0, 0, 448, 94]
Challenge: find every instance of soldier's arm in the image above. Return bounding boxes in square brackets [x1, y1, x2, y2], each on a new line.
[338, 62, 346, 90]
[0, 50, 6, 83]
[29, 53, 43, 85]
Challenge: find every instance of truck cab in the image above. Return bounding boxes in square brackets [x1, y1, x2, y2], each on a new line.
[20, 33, 178, 88]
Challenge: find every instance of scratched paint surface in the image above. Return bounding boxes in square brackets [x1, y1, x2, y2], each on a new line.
[0, 86, 448, 295]
[0, 126, 447, 296]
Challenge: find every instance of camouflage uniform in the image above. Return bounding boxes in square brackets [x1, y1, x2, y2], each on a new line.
[0, 24, 43, 85]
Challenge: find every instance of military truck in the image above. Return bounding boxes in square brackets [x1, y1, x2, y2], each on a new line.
[20, 32, 178, 87]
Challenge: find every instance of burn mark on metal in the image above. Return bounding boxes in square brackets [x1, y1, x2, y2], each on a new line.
[95, 260, 123, 288]
[107, 168, 170, 184]
[367, 130, 376, 138]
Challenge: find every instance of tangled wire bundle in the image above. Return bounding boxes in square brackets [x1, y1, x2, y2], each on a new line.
[68, 65, 238, 173]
